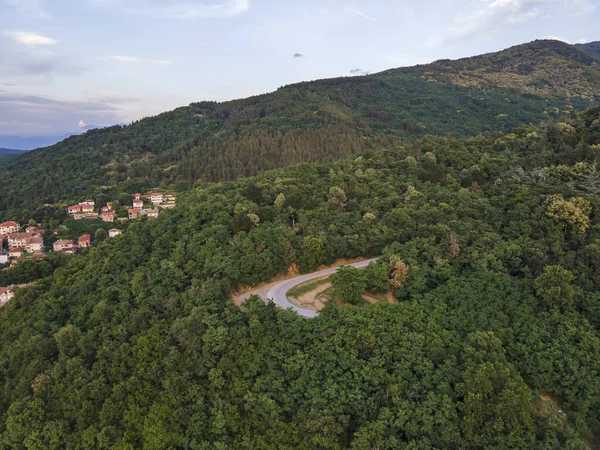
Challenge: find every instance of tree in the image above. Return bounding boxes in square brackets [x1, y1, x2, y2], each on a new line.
[95, 228, 108, 242]
[331, 265, 366, 304]
[328, 187, 347, 210]
[389, 258, 409, 290]
[534, 265, 576, 310]
[274, 193, 286, 210]
[449, 233, 461, 257]
[545, 194, 591, 234]
[364, 261, 389, 293]
[300, 236, 324, 273]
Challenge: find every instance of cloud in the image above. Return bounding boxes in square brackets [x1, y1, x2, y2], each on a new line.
[0, 34, 78, 80]
[109, 55, 173, 65]
[345, 6, 377, 22]
[293, 53, 304, 59]
[90, 0, 250, 19]
[428, 0, 596, 46]
[350, 68, 369, 75]
[6, 31, 56, 46]
[78, 120, 88, 128]
[0, 91, 133, 134]
[3, 0, 51, 19]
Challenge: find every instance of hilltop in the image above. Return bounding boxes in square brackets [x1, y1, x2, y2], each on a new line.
[1, 39, 600, 221]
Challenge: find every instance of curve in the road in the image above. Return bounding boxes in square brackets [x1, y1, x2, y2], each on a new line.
[266, 258, 379, 318]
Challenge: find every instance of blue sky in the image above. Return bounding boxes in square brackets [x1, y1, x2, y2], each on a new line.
[0, 0, 599, 135]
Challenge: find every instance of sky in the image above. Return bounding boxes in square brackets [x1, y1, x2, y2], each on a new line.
[0, 0, 599, 136]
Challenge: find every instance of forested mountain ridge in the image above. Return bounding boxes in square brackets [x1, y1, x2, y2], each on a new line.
[1, 106, 600, 448]
[576, 40, 600, 59]
[2, 39, 600, 222]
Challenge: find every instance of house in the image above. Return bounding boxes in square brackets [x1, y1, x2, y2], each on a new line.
[133, 193, 142, 201]
[85, 213, 99, 219]
[63, 247, 79, 255]
[147, 209, 160, 219]
[80, 204, 95, 213]
[26, 226, 44, 234]
[102, 211, 116, 223]
[11, 257, 25, 267]
[9, 248, 24, 259]
[149, 193, 164, 205]
[133, 199, 144, 209]
[25, 237, 44, 253]
[0, 221, 20, 235]
[0, 236, 3, 250]
[0, 286, 14, 304]
[128, 208, 141, 220]
[73, 214, 86, 221]
[78, 235, 92, 248]
[0, 252, 8, 265]
[68, 205, 82, 214]
[108, 229, 122, 238]
[80, 200, 95, 207]
[53, 240, 75, 252]
[7, 233, 42, 249]
[32, 253, 46, 260]
[117, 217, 129, 223]
[102, 202, 114, 213]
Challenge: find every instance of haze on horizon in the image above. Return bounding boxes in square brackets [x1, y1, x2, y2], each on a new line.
[0, 0, 599, 136]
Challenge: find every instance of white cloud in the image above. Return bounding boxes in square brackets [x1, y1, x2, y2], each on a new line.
[78, 120, 88, 128]
[6, 31, 56, 46]
[109, 55, 173, 65]
[428, 0, 596, 46]
[0, 91, 128, 134]
[90, 0, 250, 19]
[3, 0, 51, 19]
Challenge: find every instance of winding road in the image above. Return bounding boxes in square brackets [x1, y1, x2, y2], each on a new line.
[266, 258, 378, 318]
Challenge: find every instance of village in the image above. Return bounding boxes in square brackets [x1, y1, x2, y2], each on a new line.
[1, 191, 175, 265]
[0, 191, 176, 306]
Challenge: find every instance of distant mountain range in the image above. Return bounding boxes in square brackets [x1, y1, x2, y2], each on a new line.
[0, 126, 100, 151]
[0, 148, 26, 159]
[1, 39, 600, 217]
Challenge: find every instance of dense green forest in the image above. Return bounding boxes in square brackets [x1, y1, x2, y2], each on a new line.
[1, 40, 600, 222]
[1, 105, 600, 448]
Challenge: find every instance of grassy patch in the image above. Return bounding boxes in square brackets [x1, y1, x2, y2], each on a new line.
[287, 276, 330, 299]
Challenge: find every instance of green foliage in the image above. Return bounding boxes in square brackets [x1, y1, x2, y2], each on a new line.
[364, 261, 389, 293]
[94, 228, 107, 242]
[300, 236, 324, 273]
[534, 265, 577, 310]
[331, 265, 367, 304]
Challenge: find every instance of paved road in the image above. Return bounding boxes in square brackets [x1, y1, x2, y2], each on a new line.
[266, 258, 379, 318]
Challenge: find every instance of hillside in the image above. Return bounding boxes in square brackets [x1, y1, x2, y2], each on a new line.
[1, 39, 600, 221]
[1, 106, 600, 448]
[576, 40, 600, 59]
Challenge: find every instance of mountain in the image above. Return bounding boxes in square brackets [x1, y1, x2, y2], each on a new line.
[1, 39, 600, 220]
[0, 126, 102, 151]
[0, 148, 26, 159]
[1, 106, 600, 448]
[575, 40, 600, 59]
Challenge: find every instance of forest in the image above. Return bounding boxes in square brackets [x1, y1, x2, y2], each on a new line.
[1, 105, 600, 448]
[1, 39, 600, 223]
